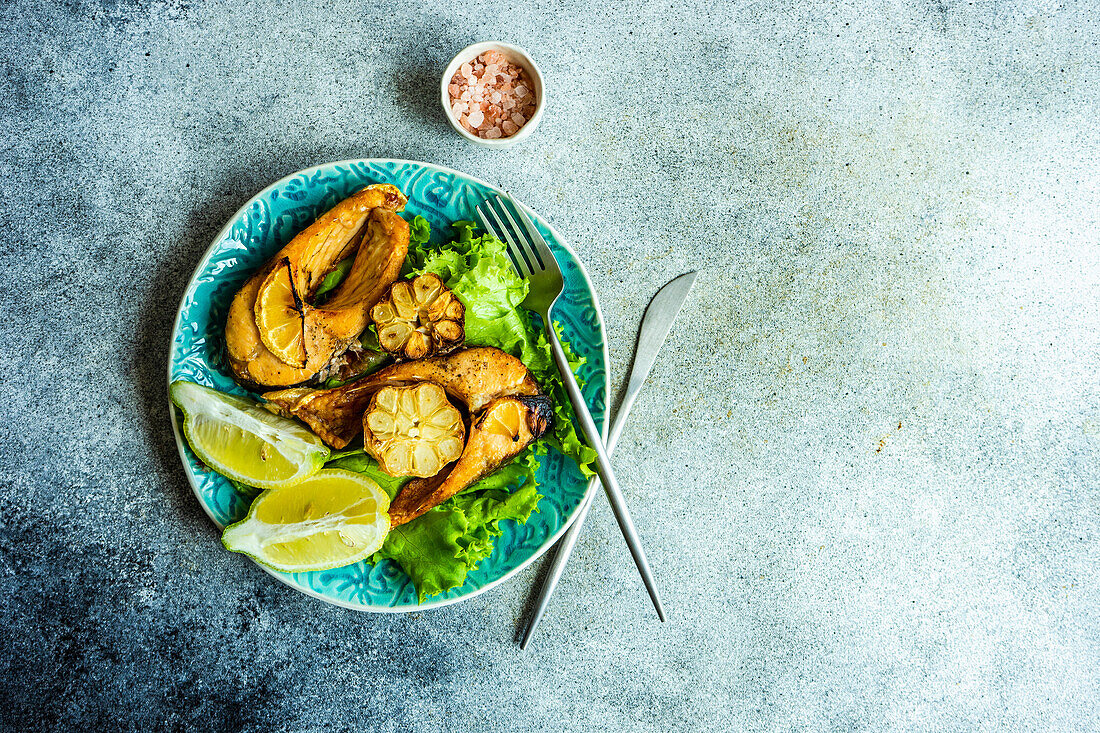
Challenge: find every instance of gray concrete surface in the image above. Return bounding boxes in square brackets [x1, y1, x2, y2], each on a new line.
[2, 0, 1099, 730]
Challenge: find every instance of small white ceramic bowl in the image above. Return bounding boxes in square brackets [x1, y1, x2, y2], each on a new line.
[441, 41, 545, 149]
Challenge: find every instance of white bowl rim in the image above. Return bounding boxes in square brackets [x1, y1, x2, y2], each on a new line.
[440, 41, 545, 148]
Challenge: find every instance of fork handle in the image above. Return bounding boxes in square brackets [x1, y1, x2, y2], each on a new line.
[546, 325, 667, 622]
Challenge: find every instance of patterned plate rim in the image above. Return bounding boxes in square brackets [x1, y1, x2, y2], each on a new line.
[166, 158, 611, 612]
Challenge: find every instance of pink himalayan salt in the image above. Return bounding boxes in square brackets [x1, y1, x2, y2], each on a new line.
[448, 50, 537, 139]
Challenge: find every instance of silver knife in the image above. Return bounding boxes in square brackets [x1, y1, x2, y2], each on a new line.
[521, 270, 698, 649]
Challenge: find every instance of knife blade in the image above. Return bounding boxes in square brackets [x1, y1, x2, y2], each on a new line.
[520, 270, 697, 649]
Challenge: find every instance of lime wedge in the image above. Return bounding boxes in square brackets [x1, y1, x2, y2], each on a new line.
[221, 469, 390, 572]
[170, 381, 329, 490]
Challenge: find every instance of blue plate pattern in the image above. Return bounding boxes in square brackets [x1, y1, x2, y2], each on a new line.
[168, 159, 609, 611]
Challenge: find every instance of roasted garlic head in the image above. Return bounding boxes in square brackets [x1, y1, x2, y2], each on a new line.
[388, 394, 553, 526]
[371, 274, 465, 360]
[363, 383, 465, 478]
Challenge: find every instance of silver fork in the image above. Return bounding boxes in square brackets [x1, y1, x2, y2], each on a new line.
[475, 194, 666, 622]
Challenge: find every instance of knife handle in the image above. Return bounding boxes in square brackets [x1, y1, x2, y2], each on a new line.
[546, 326, 666, 622]
[521, 357, 639, 649]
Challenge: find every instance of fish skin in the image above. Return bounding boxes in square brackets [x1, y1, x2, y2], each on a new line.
[388, 394, 553, 526]
[225, 185, 408, 388]
[262, 347, 541, 449]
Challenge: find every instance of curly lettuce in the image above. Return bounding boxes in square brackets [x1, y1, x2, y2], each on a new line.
[408, 220, 597, 477]
[328, 216, 596, 601]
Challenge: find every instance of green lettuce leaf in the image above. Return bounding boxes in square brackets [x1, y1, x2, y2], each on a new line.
[409, 214, 431, 247]
[335, 216, 595, 600]
[325, 453, 410, 501]
[336, 448, 543, 599]
[373, 506, 469, 600]
[410, 220, 597, 478]
[374, 480, 542, 602]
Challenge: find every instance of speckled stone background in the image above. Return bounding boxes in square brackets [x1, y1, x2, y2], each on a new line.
[2, 0, 1099, 730]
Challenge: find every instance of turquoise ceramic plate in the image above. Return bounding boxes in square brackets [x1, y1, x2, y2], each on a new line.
[168, 159, 608, 611]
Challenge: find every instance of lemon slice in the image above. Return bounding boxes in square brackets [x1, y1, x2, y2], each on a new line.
[255, 258, 309, 368]
[221, 469, 390, 572]
[170, 381, 329, 489]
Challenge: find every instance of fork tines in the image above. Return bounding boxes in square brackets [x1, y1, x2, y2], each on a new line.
[475, 196, 546, 277]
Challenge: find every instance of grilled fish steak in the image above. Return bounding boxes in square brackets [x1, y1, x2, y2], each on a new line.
[388, 394, 553, 526]
[263, 347, 541, 449]
[225, 185, 409, 388]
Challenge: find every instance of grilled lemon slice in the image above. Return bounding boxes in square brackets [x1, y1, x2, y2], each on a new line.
[221, 469, 390, 572]
[371, 273, 465, 360]
[170, 381, 329, 489]
[254, 258, 309, 368]
[363, 383, 465, 478]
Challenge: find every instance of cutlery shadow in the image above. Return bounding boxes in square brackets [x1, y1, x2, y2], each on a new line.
[512, 550, 559, 645]
[513, 355, 636, 645]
